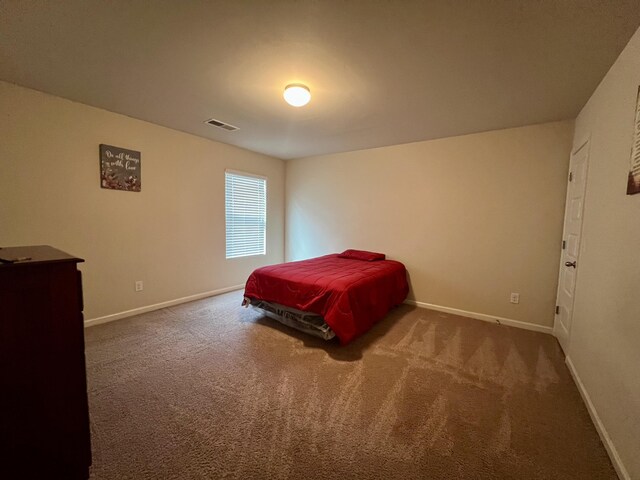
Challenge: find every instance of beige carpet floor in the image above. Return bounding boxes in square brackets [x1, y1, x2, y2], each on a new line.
[85, 290, 615, 479]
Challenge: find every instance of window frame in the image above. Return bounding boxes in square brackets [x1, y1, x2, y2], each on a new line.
[224, 169, 267, 259]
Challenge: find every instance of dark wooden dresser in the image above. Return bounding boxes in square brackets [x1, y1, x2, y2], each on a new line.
[0, 245, 91, 479]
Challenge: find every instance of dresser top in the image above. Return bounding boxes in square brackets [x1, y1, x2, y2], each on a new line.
[0, 245, 84, 266]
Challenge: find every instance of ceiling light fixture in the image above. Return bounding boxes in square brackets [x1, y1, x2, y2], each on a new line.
[283, 84, 311, 107]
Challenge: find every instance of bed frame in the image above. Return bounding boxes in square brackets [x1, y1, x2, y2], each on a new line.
[243, 297, 336, 340]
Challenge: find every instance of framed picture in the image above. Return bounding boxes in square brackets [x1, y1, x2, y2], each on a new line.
[100, 144, 141, 192]
[627, 86, 640, 195]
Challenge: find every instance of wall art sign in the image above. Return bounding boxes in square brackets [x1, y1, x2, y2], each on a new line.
[100, 144, 141, 192]
[627, 86, 640, 195]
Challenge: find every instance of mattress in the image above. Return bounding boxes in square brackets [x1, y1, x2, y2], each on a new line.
[243, 253, 409, 344]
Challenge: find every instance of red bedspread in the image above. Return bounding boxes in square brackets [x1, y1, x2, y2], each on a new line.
[243, 254, 409, 344]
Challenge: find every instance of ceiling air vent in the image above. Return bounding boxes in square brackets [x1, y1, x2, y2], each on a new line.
[204, 118, 239, 132]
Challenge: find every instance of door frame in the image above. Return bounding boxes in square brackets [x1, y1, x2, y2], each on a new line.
[553, 135, 591, 353]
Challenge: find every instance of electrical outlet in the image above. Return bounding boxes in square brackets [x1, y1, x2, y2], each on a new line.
[135, 280, 143, 292]
[510, 292, 520, 304]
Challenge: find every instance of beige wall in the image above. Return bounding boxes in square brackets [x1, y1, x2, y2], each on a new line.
[568, 27, 640, 479]
[0, 81, 285, 321]
[286, 121, 574, 328]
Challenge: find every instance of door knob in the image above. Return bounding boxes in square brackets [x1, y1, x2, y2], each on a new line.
[564, 261, 577, 268]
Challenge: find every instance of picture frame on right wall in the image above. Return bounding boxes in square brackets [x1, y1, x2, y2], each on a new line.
[626, 85, 640, 195]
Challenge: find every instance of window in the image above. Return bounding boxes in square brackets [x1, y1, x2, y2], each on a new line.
[225, 170, 266, 259]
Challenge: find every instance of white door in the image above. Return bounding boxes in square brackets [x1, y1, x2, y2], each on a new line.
[554, 138, 590, 353]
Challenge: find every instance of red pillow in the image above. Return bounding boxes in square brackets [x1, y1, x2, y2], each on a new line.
[337, 249, 386, 261]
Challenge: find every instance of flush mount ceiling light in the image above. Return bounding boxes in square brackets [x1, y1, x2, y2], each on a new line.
[283, 84, 311, 107]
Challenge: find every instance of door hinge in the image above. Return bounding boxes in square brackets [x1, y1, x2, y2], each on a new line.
[569, 171, 573, 182]
[562, 240, 566, 250]
[555, 305, 560, 315]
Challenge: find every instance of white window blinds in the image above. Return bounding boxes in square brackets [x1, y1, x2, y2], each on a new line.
[225, 170, 266, 259]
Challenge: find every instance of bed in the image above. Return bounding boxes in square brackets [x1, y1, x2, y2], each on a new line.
[242, 250, 409, 344]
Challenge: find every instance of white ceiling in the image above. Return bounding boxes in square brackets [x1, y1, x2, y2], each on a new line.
[1, 1, 640, 159]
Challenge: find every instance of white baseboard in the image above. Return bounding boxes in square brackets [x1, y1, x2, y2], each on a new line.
[403, 299, 553, 334]
[84, 284, 244, 328]
[565, 356, 629, 480]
